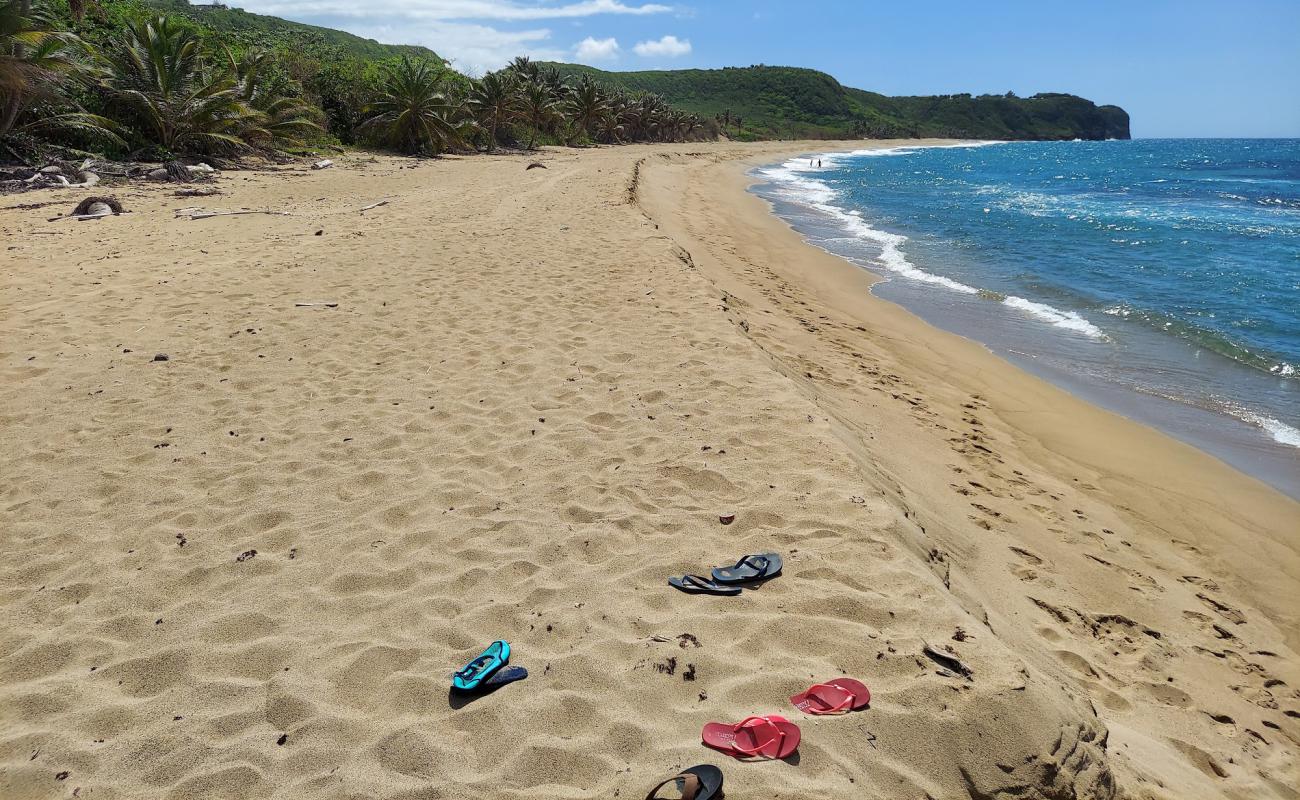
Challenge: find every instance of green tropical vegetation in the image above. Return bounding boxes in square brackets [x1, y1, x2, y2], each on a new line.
[545, 63, 1131, 141]
[1, 0, 713, 161]
[2, 0, 1128, 166]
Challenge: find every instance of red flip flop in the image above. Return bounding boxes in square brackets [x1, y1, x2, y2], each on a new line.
[790, 678, 871, 715]
[701, 715, 801, 759]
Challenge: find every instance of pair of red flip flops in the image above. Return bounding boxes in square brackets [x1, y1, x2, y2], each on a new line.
[701, 678, 870, 759]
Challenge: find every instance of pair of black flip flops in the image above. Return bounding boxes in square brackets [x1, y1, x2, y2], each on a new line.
[669, 552, 782, 596]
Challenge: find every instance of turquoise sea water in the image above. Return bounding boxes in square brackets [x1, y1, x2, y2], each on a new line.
[752, 139, 1300, 497]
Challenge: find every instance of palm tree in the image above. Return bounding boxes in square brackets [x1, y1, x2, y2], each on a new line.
[1, 0, 117, 144]
[628, 93, 667, 141]
[538, 64, 566, 103]
[467, 70, 517, 152]
[507, 55, 538, 82]
[518, 78, 557, 150]
[593, 109, 623, 144]
[564, 73, 607, 145]
[360, 55, 471, 155]
[227, 47, 320, 147]
[108, 15, 256, 153]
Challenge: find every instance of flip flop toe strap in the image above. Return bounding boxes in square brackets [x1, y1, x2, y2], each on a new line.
[805, 683, 855, 713]
[455, 655, 491, 680]
[681, 574, 716, 590]
[731, 716, 785, 756]
[645, 773, 702, 800]
[716, 554, 768, 580]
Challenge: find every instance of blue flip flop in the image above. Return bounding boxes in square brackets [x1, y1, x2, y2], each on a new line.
[452, 640, 510, 691]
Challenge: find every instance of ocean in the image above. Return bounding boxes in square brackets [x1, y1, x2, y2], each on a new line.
[752, 139, 1300, 498]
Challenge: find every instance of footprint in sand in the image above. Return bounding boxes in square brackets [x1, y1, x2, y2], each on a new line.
[1083, 553, 1163, 593]
[1008, 546, 1046, 582]
[1196, 593, 1247, 625]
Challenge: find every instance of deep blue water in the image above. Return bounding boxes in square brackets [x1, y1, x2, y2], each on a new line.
[753, 139, 1300, 497]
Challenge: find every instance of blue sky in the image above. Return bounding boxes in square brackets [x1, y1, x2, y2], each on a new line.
[233, 0, 1300, 137]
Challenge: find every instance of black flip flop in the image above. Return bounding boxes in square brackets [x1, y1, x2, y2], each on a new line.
[669, 574, 742, 596]
[482, 665, 528, 689]
[645, 764, 723, 800]
[710, 552, 782, 584]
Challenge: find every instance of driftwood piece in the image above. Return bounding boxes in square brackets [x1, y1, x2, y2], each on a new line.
[358, 199, 389, 212]
[177, 208, 294, 220]
[65, 172, 100, 188]
[25, 166, 59, 183]
[311, 159, 334, 170]
[174, 187, 220, 197]
[923, 643, 974, 681]
[526, 162, 547, 170]
[294, 302, 339, 308]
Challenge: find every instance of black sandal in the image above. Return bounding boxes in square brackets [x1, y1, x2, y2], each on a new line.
[645, 764, 723, 800]
[710, 552, 782, 584]
[668, 574, 742, 596]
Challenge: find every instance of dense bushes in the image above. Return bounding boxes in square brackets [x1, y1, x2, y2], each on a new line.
[1, 0, 709, 161]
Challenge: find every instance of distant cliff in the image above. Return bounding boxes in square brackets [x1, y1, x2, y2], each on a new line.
[546, 64, 1130, 141]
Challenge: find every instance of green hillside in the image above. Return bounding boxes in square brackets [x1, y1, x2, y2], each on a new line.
[543, 64, 1130, 141]
[136, 0, 442, 62]
[56, 0, 451, 146]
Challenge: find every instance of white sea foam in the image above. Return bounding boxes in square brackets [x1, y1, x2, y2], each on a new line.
[759, 154, 981, 295]
[1230, 409, 1300, 448]
[757, 145, 1109, 340]
[1002, 297, 1107, 339]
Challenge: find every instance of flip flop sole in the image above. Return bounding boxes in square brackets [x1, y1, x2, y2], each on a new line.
[682, 764, 723, 800]
[646, 764, 723, 800]
[791, 677, 871, 714]
[827, 678, 870, 710]
[710, 552, 783, 584]
[482, 665, 528, 689]
[701, 719, 800, 759]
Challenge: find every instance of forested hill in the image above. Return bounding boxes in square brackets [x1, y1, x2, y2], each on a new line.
[543, 64, 1130, 141]
[134, 0, 443, 62]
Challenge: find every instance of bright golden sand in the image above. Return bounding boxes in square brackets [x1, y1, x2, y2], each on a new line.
[2, 142, 1297, 799]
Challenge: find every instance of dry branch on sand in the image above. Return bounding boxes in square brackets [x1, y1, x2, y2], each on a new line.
[174, 187, 220, 197]
[177, 199, 392, 220]
[176, 208, 294, 220]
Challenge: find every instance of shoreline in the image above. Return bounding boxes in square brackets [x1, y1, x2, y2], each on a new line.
[744, 142, 1300, 501]
[3, 142, 1297, 798]
[642, 141, 1299, 633]
[637, 141, 1300, 794]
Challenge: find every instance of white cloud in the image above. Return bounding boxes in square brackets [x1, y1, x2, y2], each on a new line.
[234, 0, 670, 22]
[226, 1, 674, 74]
[574, 36, 621, 62]
[633, 34, 692, 58]
[349, 22, 564, 76]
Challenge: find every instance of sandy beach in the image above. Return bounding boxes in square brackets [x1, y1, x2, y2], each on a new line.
[2, 141, 1297, 799]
